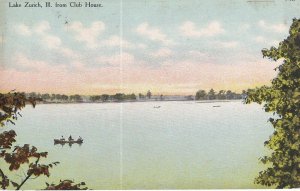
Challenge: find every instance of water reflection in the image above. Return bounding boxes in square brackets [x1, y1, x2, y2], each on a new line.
[54, 141, 83, 147]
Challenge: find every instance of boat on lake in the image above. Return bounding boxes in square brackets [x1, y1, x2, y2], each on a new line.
[54, 138, 83, 144]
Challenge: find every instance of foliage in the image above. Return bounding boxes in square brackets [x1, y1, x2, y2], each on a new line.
[45, 180, 87, 190]
[246, 18, 300, 188]
[138, 93, 145, 99]
[126, 93, 137, 100]
[208, 89, 216, 100]
[90, 95, 102, 102]
[40, 92, 139, 103]
[110, 93, 136, 101]
[217, 90, 226, 100]
[69, 94, 83, 102]
[160, 94, 164, 100]
[195, 90, 207, 100]
[146, 90, 152, 99]
[0, 92, 39, 126]
[195, 89, 245, 100]
[0, 92, 87, 190]
[101, 94, 110, 102]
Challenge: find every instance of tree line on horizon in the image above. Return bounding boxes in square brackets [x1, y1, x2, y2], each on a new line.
[195, 89, 247, 100]
[22, 90, 154, 102]
[21, 89, 246, 102]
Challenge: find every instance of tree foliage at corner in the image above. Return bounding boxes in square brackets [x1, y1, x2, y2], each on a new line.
[246, 18, 300, 188]
[0, 92, 87, 190]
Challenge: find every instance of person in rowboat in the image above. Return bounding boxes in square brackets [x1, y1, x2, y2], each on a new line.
[68, 135, 73, 141]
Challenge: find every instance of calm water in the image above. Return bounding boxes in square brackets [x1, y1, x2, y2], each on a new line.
[1, 101, 273, 189]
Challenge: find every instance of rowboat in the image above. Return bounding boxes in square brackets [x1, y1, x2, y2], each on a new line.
[54, 139, 83, 144]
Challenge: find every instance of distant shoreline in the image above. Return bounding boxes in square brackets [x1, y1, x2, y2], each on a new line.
[36, 99, 243, 105]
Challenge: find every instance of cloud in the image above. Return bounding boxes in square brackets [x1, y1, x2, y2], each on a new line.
[118, 56, 278, 94]
[14, 21, 78, 59]
[253, 36, 281, 47]
[60, 47, 78, 58]
[254, 36, 266, 43]
[67, 22, 141, 50]
[33, 21, 51, 34]
[35, 23, 77, 58]
[102, 35, 126, 47]
[137, 43, 147, 49]
[186, 51, 210, 61]
[43, 34, 62, 49]
[188, 50, 207, 57]
[15, 21, 59, 49]
[150, 48, 172, 57]
[270, 40, 280, 47]
[96, 52, 135, 66]
[1, 53, 123, 94]
[238, 24, 250, 32]
[136, 22, 174, 45]
[27, 21, 62, 49]
[68, 21, 105, 48]
[179, 21, 225, 37]
[258, 20, 288, 33]
[102, 35, 137, 49]
[15, 24, 32, 36]
[215, 41, 239, 48]
[13, 53, 49, 71]
[2, 51, 278, 95]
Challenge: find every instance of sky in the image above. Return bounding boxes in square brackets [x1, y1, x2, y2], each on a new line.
[0, 0, 300, 95]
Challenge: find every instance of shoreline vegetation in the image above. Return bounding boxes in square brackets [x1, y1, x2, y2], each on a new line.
[38, 99, 244, 104]
[16, 89, 247, 104]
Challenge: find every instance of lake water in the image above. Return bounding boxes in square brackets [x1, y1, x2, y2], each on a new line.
[1, 101, 273, 189]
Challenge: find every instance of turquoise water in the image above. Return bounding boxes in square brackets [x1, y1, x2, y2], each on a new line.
[1, 101, 273, 189]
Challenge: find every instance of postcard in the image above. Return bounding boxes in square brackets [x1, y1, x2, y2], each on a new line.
[0, 0, 300, 190]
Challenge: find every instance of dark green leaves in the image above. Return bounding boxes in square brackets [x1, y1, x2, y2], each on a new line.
[246, 18, 300, 188]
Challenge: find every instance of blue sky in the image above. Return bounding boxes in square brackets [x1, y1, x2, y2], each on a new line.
[0, 0, 299, 95]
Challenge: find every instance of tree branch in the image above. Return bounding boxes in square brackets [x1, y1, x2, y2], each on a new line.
[16, 157, 40, 190]
[0, 168, 7, 189]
